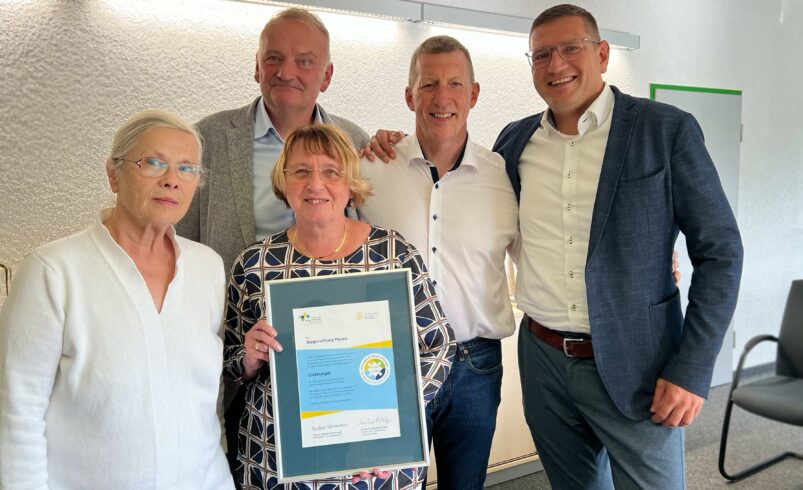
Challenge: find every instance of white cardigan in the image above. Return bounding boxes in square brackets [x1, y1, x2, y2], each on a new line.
[0, 211, 234, 489]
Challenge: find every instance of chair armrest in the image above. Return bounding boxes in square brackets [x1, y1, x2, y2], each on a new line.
[743, 334, 778, 352]
[730, 334, 779, 394]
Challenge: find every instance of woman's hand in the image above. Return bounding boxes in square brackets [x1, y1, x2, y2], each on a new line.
[351, 468, 392, 484]
[242, 320, 283, 380]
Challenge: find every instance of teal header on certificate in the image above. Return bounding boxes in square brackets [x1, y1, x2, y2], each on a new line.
[294, 300, 401, 448]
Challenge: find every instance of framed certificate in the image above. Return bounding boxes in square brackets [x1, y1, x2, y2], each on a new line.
[265, 269, 429, 483]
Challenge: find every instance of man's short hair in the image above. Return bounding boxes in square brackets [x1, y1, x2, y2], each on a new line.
[530, 4, 601, 41]
[272, 124, 373, 207]
[258, 7, 331, 62]
[408, 35, 475, 88]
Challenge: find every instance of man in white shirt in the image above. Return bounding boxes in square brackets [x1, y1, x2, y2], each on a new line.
[494, 4, 742, 488]
[358, 36, 518, 489]
[175, 7, 369, 471]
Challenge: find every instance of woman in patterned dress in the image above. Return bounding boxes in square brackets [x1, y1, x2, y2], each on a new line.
[223, 124, 456, 490]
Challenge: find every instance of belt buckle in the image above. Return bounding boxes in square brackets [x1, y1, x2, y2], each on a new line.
[562, 337, 585, 358]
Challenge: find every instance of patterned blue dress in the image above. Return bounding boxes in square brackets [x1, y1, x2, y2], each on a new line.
[223, 225, 456, 490]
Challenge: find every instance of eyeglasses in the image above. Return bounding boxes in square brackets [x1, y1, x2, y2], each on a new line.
[526, 38, 600, 68]
[113, 157, 205, 182]
[283, 167, 344, 182]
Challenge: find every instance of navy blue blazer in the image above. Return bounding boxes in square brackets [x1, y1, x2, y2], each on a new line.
[494, 86, 743, 420]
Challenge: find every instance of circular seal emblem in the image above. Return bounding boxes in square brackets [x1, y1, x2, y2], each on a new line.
[359, 354, 390, 385]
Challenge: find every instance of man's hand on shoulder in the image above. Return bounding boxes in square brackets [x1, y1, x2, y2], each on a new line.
[672, 249, 681, 285]
[650, 378, 704, 427]
[360, 129, 405, 163]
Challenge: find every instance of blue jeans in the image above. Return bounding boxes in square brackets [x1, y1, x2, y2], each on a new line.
[424, 337, 503, 490]
[518, 319, 685, 490]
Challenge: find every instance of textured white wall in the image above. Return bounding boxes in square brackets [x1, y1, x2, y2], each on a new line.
[2, 0, 802, 368]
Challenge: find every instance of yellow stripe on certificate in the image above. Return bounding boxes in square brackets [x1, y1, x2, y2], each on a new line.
[300, 410, 342, 420]
[351, 340, 393, 349]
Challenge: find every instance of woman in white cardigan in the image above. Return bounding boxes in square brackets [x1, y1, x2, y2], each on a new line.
[0, 110, 234, 489]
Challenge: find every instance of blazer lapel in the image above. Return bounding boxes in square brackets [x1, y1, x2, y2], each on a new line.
[226, 100, 259, 246]
[587, 90, 637, 263]
[318, 104, 332, 124]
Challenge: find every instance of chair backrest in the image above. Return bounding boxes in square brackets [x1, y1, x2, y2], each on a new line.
[777, 279, 803, 377]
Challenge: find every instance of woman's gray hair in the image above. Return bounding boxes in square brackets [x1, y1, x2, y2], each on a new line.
[108, 109, 202, 168]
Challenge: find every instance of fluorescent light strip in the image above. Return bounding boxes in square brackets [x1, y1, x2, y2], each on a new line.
[419, 4, 530, 37]
[234, 0, 420, 20]
[600, 28, 640, 50]
[233, 0, 640, 49]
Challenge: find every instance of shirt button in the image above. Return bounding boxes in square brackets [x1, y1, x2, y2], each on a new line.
[432, 280, 438, 286]
[432, 214, 437, 221]
[571, 304, 577, 311]
[569, 236, 574, 244]
[567, 171, 572, 179]
[432, 247, 437, 253]
[570, 141, 575, 147]
[566, 203, 572, 211]
[435, 184, 439, 189]
[569, 271, 574, 278]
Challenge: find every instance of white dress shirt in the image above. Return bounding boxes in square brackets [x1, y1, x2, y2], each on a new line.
[516, 84, 615, 334]
[358, 133, 519, 342]
[252, 97, 324, 240]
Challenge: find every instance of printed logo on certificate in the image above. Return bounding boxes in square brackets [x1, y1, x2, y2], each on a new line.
[294, 300, 401, 448]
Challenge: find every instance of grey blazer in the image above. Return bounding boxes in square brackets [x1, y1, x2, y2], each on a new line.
[176, 98, 370, 272]
[494, 86, 744, 420]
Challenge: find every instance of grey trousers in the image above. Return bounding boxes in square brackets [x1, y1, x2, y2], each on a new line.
[518, 320, 685, 489]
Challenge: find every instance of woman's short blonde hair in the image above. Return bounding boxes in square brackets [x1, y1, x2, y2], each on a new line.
[272, 124, 373, 207]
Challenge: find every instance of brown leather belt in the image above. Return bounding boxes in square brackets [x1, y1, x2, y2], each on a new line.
[526, 316, 594, 359]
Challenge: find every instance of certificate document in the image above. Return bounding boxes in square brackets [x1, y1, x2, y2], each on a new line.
[294, 300, 401, 447]
[267, 270, 428, 482]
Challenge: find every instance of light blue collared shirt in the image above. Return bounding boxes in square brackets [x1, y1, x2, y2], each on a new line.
[252, 97, 323, 240]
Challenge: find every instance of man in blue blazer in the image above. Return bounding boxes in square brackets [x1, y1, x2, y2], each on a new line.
[493, 4, 743, 488]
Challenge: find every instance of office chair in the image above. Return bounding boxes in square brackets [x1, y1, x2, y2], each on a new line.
[718, 279, 803, 481]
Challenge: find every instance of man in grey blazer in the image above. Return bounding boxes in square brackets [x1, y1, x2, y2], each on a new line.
[176, 7, 368, 272]
[175, 7, 368, 470]
[494, 4, 743, 488]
